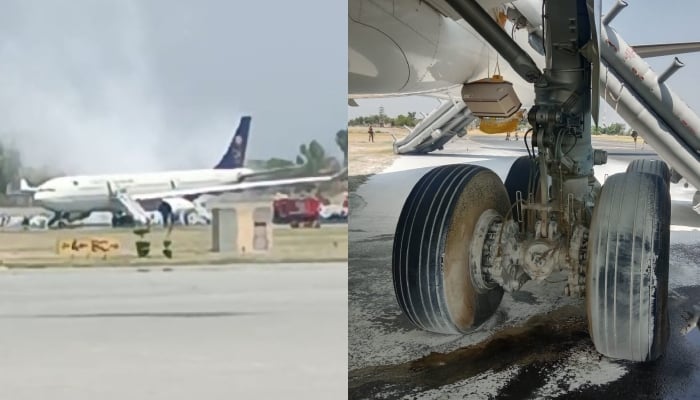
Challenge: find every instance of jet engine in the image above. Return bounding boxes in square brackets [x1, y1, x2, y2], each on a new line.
[158, 197, 211, 226]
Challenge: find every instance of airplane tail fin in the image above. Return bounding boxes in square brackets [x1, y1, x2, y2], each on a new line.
[19, 179, 37, 193]
[6, 178, 37, 195]
[214, 116, 252, 169]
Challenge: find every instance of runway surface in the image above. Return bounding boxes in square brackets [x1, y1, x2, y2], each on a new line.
[348, 135, 700, 399]
[0, 263, 348, 399]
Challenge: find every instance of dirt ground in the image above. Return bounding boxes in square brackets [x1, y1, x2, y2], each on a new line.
[0, 225, 347, 267]
[348, 127, 407, 176]
[348, 126, 406, 192]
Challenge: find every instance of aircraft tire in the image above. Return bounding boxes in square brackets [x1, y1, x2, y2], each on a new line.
[586, 172, 670, 362]
[626, 159, 671, 189]
[184, 210, 199, 226]
[504, 155, 541, 229]
[392, 164, 509, 334]
[504, 155, 540, 206]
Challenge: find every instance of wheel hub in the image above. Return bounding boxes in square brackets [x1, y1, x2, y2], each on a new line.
[468, 209, 501, 293]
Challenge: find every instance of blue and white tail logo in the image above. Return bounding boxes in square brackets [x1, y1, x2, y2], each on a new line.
[215, 116, 252, 169]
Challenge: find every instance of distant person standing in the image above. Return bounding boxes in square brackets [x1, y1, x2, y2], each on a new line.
[368, 125, 375, 143]
[631, 130, 638, 147]
[505, 109, 525, 141]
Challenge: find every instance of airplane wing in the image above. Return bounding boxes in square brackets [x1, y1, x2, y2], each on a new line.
[238, 166, 307, 181]
[131, 169, 347, 202]
[632, 42, 700, 58]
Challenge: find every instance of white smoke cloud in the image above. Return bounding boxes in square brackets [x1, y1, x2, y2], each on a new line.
[0, 0, 346, 175]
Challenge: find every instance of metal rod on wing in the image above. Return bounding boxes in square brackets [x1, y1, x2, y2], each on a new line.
[600, 66, 700, 192]
[601, 23, 700, 152]
[658, 57, 684, 83]
[602, 0, 627, 25]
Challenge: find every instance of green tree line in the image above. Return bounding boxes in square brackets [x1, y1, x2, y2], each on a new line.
[348, 112, 419, 128]
[591, 122, 631, 135]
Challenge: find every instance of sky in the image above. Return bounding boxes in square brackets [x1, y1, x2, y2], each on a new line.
[348, 0, 700, 128]
[0, 0, 346, 174]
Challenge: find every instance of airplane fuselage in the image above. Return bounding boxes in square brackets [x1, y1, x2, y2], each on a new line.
[349, 0, 541, 103]
[349, 0, 489, 96]
[33, 168, 253, 214]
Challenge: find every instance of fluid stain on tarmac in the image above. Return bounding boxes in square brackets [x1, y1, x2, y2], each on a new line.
[349, 305, 590, 399]
[510, 290, 540, 305]
[0, 311, 260, 319]
[356, 234, 395, 243]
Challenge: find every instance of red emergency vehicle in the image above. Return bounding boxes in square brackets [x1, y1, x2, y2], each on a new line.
[272, 197, 321, 228]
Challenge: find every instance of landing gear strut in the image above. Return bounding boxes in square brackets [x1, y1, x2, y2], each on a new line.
[392, 0, 671, 362]
[47, 212, 63, 228]
[111, 212, 135, 228]
[48, 211, 90, 229]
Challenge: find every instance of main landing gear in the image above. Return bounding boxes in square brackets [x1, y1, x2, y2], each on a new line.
[48, 211, 91, 229]
[393, 158, 671, 361]
[111, 212, 135, 228]
[392, 0, 671, 362]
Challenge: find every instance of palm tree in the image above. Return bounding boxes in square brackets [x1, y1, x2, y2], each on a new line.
[296, 140, 340, 174]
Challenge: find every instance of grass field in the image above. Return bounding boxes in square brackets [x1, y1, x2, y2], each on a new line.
[0, 225, 347, 268]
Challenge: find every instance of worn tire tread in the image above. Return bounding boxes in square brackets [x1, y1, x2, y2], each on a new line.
[392, 164, 506, 334]
[626, 159, 671, 188]
[587, 172, 670, 362]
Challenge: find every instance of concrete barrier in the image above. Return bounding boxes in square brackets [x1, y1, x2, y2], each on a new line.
[209, 200, 273, 254]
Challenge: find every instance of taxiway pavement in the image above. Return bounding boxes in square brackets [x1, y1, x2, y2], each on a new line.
[0, 263, 348, 400]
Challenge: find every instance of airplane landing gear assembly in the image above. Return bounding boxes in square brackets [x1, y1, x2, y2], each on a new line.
[393, 0, 681, 362]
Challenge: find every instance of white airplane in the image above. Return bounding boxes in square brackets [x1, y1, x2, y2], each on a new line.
[350, 0, 700, 363]
[16, 116, 344, 227]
